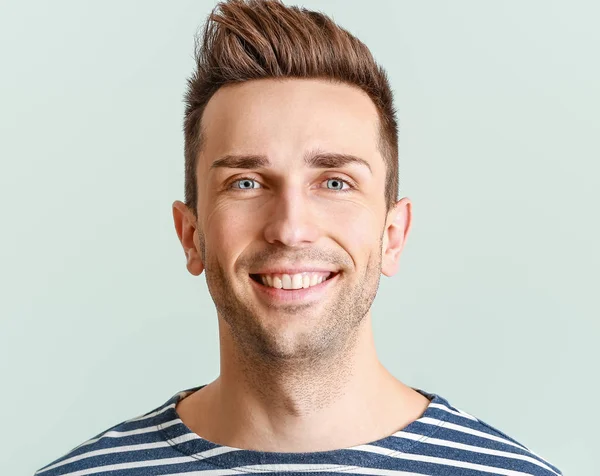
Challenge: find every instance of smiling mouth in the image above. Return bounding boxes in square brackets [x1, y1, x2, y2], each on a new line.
[249, 272, 339, 289]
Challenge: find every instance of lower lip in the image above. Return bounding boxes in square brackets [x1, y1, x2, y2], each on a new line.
[250, 273, 340, 303]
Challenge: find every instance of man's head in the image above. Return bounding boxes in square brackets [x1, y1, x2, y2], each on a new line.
[173, 0, 411, 365]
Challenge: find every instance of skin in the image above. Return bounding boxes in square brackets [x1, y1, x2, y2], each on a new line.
[171, 77, 430, 453]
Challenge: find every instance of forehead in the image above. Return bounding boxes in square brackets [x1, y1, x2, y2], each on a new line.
[199, 78, 382, 170]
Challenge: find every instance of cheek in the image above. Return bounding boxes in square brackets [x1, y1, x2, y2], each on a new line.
[206, 205, 260, 258]
[324, 204, 380, 247]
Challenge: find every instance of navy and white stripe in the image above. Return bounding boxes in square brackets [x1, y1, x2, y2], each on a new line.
[34, 385, 562, 475]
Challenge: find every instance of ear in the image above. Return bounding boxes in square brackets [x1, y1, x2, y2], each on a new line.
[381, 197, 412, 277]
[172, 200, 205, 276]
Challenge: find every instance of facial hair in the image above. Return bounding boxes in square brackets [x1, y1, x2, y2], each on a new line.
[198, 228, 384, 371]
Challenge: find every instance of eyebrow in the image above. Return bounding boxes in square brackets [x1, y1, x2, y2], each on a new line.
[209, 150, 372, 174]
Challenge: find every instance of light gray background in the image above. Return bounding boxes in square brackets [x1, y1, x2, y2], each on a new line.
[1, 1, 597, 474]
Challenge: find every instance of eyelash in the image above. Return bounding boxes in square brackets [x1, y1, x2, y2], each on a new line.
[227, 176, 356, 193]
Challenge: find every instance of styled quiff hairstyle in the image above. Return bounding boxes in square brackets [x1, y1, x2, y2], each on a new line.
[183, 0, 399, 217]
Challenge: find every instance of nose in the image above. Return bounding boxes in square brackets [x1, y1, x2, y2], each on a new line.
[262, 186, 321, 247]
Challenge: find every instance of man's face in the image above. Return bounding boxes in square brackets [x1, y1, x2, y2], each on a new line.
[180, 78, 407, 362]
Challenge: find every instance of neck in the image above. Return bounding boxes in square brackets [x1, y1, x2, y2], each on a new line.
[177, 312, 425, 452]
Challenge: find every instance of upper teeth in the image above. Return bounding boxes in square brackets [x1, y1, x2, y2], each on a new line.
[258, 272, 332, 289]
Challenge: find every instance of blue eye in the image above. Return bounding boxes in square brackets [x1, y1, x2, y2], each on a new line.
[324, 177, 351, 191]
[230, 178, 262, 190]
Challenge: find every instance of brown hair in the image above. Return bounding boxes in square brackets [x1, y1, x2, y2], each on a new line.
[183, 0, 399, 217]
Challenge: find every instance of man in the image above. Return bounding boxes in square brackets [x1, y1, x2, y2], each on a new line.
[36, 1, 562, 474]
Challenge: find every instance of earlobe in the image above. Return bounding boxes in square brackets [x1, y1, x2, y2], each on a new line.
[172, 200, 205, 277]
[186, 248, 205, 276]
[381, 198, 412, 277]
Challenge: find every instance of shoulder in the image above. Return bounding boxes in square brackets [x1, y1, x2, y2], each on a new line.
[414, 389, 563, 475]
[33, 388, 188, 476]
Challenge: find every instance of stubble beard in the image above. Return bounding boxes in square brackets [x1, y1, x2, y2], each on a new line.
[200, 232, 383, 375]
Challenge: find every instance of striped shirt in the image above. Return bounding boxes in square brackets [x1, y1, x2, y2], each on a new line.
[35, 385, 562, 475]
